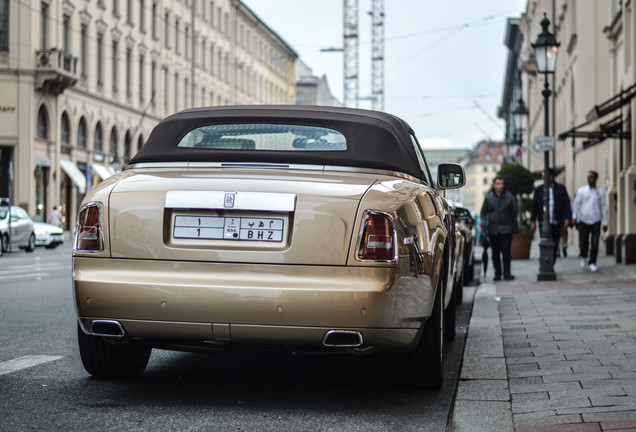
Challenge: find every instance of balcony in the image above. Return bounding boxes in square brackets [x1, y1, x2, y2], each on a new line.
[35, 49, 79, 95]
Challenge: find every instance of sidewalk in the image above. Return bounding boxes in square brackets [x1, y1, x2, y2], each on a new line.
[451, 242, 636, 432]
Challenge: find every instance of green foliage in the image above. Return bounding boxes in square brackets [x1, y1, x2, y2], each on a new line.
[496, 163, 535, 197]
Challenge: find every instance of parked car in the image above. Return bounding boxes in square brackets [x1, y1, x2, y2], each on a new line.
[34, 222, 64, 248]
[0, 202, 36, 255]
[455, 205, 476, 286]
[73, 106, 465, 388]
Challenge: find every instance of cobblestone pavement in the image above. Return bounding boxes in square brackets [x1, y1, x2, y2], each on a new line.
[451, 242, 636, 432]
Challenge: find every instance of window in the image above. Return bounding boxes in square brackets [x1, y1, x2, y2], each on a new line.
[61, 112, 70, 153]
[127, 0, 133, 24]
[209, 1, 214, 24]
[151, 2, 157, 38]
[77, 118, 87, 148]
[62, 15, 69, 53]
[163, 66, 169, 110]
[483, 166, 488, 172]
[210, 44, 215, 75]
[174, 72, 179, 112]
[164, 12, 170, 47]
[109, 128, 118, 163]
[151, 60, 156, 104]
[36, 105, 48, 139]
[113, 0, 119, 15]
[201, 39, 206, 70]
[137, 135, 144, 151]
[175, 17, 180, 53]
[97, 33, 104, 84]
[184, 77, 189, 107]
[139, 54, 144, 102]
[80, 25, 87, 76]
[112, 41, 118, 91]
[178, 124, 348, 152]
[126, 48, 132, 96]
[185, 24, 190, 59]
[483, 178, 489, 185]
[140, 0, 145, 31]
[94, 122, 104, 161]
[124, 131, 132, 163]
[40, 2, 48, 50]
[0, 0, 8, 51]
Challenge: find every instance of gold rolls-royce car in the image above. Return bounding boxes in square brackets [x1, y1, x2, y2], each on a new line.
[73, 106, 465, 388]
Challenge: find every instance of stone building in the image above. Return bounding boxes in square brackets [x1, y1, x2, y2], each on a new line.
[0, 0, 297, 229]
[459, 140, 505, 216]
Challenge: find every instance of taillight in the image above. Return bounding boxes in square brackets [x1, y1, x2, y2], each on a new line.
[358, 212, 396, 261]
[74, 203, 103, 252]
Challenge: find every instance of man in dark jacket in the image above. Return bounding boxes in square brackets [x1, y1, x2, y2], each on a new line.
[480, 176, 518, 281]
[530, 168, 572, 261]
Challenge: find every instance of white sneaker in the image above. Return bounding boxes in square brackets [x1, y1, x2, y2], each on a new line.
[580, 258, 587, 268]
[589, 263, 598, 272]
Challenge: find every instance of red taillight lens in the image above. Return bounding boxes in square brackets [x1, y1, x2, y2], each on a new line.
[75, 204, 103, 251]
[358, 213, 395, 261]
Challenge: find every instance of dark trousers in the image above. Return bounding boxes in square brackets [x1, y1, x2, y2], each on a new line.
[579, 222, 601, 264]
[489, 233, 512, 278]
[551, 223, 561, 262]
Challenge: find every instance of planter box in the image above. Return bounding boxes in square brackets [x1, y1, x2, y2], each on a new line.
[511, 230, 533, 260]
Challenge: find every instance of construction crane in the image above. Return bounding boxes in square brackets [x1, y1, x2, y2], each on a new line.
[370, 0, 385, 111]
[343, 0, 359, 107]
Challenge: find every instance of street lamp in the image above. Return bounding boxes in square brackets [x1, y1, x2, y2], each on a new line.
[512, 97, 529, 159]
[532, 13, 560, 281]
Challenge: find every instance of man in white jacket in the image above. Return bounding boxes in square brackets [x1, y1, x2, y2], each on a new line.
[572, 170, 608, 272]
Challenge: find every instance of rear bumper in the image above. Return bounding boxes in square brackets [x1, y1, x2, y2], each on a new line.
[73, 258, 424, 350]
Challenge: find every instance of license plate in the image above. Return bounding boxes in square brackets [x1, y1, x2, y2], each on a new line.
[173, 216, 284, 242]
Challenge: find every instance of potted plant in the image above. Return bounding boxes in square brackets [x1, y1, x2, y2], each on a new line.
[496, 163, 535, 259]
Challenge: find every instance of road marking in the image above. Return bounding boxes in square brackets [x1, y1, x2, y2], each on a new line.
[0, 272, 49, 281]
[0, 355, 63, 376]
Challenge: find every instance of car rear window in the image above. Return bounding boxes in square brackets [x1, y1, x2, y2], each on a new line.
[177, 123, 347, 152]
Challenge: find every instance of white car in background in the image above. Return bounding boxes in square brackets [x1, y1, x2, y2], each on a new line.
[0, 203, 36, 255]
[34, 222, 64, 249]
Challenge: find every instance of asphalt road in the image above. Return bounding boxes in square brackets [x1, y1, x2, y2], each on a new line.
[0, 242, 475, 432]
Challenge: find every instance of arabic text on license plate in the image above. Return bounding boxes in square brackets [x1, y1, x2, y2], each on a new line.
[173, 216, 284, 242]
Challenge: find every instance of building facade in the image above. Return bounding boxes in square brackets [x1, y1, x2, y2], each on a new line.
[0, 0, 297, 229]
[459, 140, 505, 216]
[502, 0, 635, 263]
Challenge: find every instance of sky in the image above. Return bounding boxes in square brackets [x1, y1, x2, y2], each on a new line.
[242, 0, 527, 150]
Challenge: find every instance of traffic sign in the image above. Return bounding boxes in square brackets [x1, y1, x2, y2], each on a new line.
[532, 136, 555, 152]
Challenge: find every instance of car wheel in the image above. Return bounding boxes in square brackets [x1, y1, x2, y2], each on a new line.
[403, 276, 444, 389]
[77, 324, 151, 378]
[25, 233, 35, 252]
[463, 257, 474, 285]
[455, 271, 464, 304]
[1, 234, 8, 253]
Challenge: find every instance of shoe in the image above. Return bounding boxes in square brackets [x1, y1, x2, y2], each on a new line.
[504, 274, 515, 280]
[563, 248, 568, 257]
[589, 263, 598, 272]
[493, 276, 501, 281]
[580, 258, 587, 268]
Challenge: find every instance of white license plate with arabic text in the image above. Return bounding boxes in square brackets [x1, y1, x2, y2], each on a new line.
[173, 215, 284, 242]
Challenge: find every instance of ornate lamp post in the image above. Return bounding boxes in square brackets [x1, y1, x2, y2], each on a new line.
[512, 97, 529, 159]
[532, 13, 560, 281]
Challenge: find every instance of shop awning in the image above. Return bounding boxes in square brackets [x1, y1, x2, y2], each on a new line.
[92, 163, 114, 180]
[60, 160, 86, 194]
[558, 83, 636, 147]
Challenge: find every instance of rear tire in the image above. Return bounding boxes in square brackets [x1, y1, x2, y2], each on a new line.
[403, 277, 444, 389]
[1, 234, 8, 253]
[77, 324, 151, 378]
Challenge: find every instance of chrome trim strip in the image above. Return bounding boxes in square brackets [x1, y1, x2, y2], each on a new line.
[355, 210, 399, 263]
[165, 191, 297, 212]
[126, 162, 420, 181]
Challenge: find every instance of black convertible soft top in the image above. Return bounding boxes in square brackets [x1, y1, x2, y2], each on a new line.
[129, 105, 428, 180]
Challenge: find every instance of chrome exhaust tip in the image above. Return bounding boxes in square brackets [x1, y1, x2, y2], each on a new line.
[322, 330, 364, 348]
[90, 320, 126, 339]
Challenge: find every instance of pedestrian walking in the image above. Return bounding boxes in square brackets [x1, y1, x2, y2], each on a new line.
[48, 205, 63, 228]
[530, 168, 572, 262]
[572, 170, 608, 272]
[480, 176, 517, 281]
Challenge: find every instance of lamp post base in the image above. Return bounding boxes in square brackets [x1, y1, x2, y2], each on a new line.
[538, 235, 556, 281]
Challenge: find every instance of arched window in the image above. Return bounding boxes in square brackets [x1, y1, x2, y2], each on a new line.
[124, 131, 132, 164]
[77, 117, 87, 148]
[36, 105, 49, 139]
[94, 122, 103, 152]
[60, 112, 70, 145]
[137, 134, 144, 152]
[109, 127, 118, 164]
